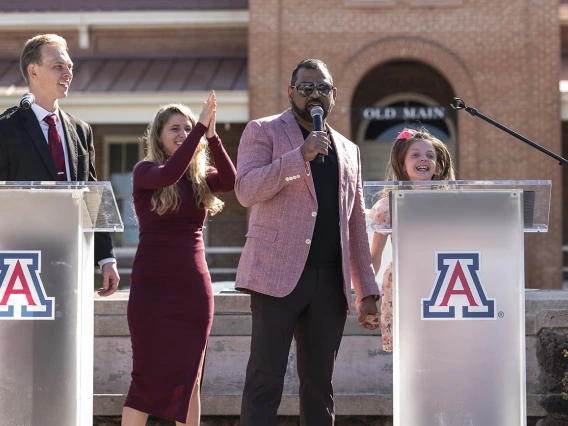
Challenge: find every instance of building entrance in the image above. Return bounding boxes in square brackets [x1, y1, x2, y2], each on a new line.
[350, 60, 457, 181]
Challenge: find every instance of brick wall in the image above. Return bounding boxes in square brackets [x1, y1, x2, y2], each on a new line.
[248, 0, 563, 289]
[0, 0, 561, 288]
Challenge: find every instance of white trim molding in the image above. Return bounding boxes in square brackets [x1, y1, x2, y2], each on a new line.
[561, 82, 568, 120]
[0, 91, 249, 124]
[559, 5, 568, 25]
[0, 11, 249, 29]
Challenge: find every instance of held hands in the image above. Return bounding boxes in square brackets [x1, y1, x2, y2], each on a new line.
[198, 90, 217, 135]
[99, 262, 120, 297]
[357, 295, 379, 330]
[300, 131, 330, 162]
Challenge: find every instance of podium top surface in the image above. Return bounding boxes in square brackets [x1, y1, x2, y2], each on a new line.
[0, 181, 124, 232]
[364, 180, 551, 233]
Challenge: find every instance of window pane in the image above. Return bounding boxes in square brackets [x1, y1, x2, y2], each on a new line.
[123, 198, 139, 246]
[108, 144, 122, 174]
[126, 143, 140, 171]
[111, 198, 124, 247]
[107, 141, 140, 247]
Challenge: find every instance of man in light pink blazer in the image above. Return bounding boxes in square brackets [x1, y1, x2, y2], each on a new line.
[235, 59, 379, 426]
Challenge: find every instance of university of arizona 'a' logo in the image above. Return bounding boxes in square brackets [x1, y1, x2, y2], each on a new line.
[0, 251, 54, 320]
[422, 252, 495, 320]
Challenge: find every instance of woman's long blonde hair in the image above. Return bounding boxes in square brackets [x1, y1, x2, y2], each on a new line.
[141, 103, 224, 216]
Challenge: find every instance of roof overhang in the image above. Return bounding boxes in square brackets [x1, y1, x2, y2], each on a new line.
[0, 91, 249, 124]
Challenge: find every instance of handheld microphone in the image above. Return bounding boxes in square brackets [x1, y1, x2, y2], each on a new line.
[20, 93, 35, 110]
[310, 106, 324, 164]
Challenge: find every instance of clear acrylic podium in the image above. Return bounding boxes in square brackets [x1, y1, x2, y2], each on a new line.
[364, 180, 551, 426]
[0, 182, 123, 426]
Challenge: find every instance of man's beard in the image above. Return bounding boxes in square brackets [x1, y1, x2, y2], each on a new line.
[291, 98, 333, 123]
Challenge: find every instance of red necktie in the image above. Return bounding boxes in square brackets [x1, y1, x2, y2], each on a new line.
[43, 114, 67, 181]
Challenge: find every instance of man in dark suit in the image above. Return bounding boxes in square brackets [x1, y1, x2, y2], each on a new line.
[0, 33, 119, 296]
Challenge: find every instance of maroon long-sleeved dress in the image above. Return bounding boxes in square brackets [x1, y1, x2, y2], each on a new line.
[124, 122, 235, 422]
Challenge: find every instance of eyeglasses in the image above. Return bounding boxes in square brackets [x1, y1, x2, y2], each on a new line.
[290, 82, 334, 97]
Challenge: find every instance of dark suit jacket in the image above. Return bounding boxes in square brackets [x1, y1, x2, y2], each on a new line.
[0, 106, 115, 264]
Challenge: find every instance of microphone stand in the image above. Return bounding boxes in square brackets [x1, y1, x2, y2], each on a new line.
[451, 97, 568, 166]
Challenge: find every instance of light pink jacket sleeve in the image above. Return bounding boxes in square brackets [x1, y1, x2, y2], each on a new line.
[235, 119, 308, 207]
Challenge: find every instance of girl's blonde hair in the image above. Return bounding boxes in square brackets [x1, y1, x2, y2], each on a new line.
[141, 103, 224, 216]
[385, 127, 456, 181]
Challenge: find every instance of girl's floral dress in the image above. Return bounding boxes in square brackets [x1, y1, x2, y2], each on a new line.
[368, 196, 393, 352]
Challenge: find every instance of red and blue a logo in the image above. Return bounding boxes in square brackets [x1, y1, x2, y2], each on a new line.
[422, 252, 495, 320]
[0, 251, 54, 320]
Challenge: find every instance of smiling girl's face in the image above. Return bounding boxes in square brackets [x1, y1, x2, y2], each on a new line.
[403, 139, 439, 181]
[159, 113, 192, 156]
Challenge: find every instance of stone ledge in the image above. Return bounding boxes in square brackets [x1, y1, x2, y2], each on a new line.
[524, 290, 568, 307]
[95, 290, 568, 312]
[93, 394, 394, 416]
[93, 393, 546, 417]
[534, 309, 568, 333]
[95, 313, 382, 337]
[94, 290, 568, 337]
[93, 289, 567, 420]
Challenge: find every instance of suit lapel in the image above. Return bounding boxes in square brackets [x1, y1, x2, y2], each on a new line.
[280, 109, 317, 201]
[329, 127, 349, 212]
[281, 109, 304, 150]
[59, 110, 78, 181]
[20, 108, 59, 180]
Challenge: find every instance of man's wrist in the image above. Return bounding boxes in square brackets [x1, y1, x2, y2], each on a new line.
[361, 294, 380, 302]
[98, 258, 116, 269]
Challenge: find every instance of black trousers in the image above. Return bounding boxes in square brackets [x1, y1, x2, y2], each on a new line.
[239, 267, 348, 426]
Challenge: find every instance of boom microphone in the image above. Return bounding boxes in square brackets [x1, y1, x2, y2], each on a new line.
[310, 106, 324, 164]
[20, 93, 35, 110]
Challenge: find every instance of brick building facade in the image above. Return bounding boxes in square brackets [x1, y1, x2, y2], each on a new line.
[248, 0, 563, 289]
[0, 0, 564, 289]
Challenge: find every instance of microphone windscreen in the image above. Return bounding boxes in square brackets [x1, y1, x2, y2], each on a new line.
[310, 106, 324, 118]
[20, 93, 35, 110]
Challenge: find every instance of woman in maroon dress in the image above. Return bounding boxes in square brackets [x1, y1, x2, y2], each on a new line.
[122, 91, 236, 425]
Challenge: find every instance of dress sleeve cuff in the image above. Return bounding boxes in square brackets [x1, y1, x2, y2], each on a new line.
[194, 122, 207, 133]
[206, 134, 221, 143]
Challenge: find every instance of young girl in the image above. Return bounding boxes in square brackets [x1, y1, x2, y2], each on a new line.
[369, 127, 456, 352]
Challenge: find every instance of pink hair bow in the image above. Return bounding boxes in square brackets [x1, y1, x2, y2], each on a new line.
[396, 128, 416, 140]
